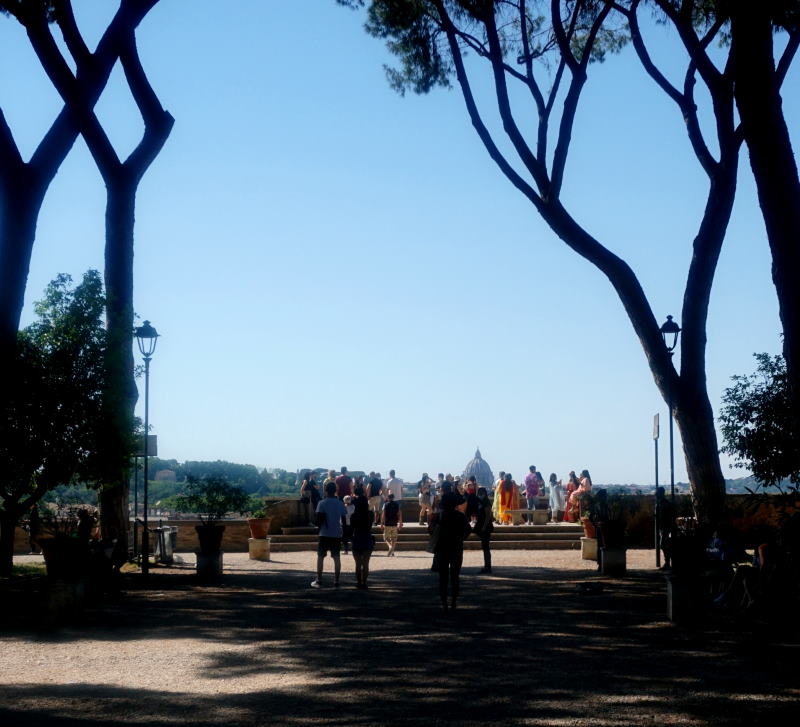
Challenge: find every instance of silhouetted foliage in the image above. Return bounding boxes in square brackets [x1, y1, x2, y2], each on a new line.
[720, 352, 800, 488]
[0, 271, 110, 576]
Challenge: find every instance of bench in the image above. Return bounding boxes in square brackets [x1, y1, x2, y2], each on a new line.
[506, 509, 549, 526]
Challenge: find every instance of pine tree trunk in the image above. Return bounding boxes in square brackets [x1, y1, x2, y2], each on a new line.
[98, 178, 138, 542]
[673, 388, 726, 528]
[730, 4, 800, 437]
[0, 181, 43, 401]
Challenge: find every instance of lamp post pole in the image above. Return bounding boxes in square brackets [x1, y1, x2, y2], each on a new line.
[660, 315, 681, 505]
[135, 321, 159, 577]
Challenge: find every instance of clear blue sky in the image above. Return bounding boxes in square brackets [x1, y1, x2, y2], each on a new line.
[3, 1, 794, 485]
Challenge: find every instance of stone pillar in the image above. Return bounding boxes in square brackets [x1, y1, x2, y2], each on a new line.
[580, 537, 597, 560]
[249, 537, 271, 561]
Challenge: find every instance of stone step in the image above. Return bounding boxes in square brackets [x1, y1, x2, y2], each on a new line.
[268, 539, 582, 553]
[281, 524, 582, 536]
[269, 532, 580, 545]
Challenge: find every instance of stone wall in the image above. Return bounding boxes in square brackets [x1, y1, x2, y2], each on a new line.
[11, 493, 797, 553]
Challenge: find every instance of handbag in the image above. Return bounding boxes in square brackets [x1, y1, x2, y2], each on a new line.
[300, 496, 310, 505]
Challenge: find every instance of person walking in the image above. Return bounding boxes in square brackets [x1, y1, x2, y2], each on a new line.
[381, 491, 403, 556]
[434, 490, 471, 613]
[311, 482, 347, 588]
[367, 471, 385, 525]
[474, 487, 494, 573]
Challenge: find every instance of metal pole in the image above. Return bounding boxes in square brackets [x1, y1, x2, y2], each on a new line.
[655, 437, 660, 568]
[668, 351, 675, 503]
[133, 457, 139, 558]
[142, 355, 151, 576]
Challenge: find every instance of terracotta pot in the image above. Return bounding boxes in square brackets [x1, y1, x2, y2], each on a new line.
[247, 517, 272, 539]
[195, 524, 225, 556]
[581, 517, 596, 539]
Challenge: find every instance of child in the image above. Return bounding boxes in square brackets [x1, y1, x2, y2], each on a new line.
[342, 495, 355, 555]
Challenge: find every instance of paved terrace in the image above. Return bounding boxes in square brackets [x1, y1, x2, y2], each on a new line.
[1, 550, 797, 726]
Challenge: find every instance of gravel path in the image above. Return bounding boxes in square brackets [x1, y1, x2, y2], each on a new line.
[1, 549, 797, 726]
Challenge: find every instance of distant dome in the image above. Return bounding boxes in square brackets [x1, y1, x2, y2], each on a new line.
[462, 448, 495, 490]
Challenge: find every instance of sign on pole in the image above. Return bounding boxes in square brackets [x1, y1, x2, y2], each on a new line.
[136, 434, 158, 457]
[653, 413, 660, 440]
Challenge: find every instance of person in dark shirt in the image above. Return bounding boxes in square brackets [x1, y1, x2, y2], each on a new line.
[368, 472, 385, 527]
[434, 490, 471, 613]
[474, 487, 494, 574]
[351, 486, 375, 589]
[381, 491, 403, 557]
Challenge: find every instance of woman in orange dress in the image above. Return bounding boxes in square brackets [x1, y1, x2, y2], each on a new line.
[497, 473, 517, 525]
[564, 471, 580, 522]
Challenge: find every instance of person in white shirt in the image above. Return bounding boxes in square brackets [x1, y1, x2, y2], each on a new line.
[385, 469, 403, 501]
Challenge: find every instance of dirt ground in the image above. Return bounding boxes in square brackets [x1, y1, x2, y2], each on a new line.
[1, 548, 797, 726]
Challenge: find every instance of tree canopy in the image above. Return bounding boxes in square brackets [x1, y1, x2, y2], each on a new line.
[0, 270, 110, 575]
[720, 352, 800, 488]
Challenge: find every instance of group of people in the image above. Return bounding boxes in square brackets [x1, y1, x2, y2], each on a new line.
[416, 467, 593, 527]
[301, 464, 593, 612]
[302, 468, 403, 590]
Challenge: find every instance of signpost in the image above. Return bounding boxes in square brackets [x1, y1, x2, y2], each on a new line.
[653, 414, 660, 568]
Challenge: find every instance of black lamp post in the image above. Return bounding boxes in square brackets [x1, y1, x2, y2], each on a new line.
[659, 315, 681, 502]
[135, 320, 159, 576]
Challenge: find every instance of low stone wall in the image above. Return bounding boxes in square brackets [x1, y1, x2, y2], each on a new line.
[11, 493, 797, 554]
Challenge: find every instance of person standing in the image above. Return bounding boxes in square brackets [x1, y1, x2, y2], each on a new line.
[418, 474, 433, 525]
[655, 486, 675, 569]
[524, 466, 540, 521]
[300, 471, 321, 527]
[548, 473, 565, 522]
[28, 503, 41, 554]
[311, 482, 347, 588]
[385, 469, 403, 501]
[367, 471, 385, 525]
[474, 487, 494, 573]
[497, 473, 518, 525]
[492, 471, 505, 522]
[335, 467, 353, 500]
[434, 490, 471, 613]
[351, 486, 375, 588]
[381, 491, 403, 556]
[342, 495, 355, 554]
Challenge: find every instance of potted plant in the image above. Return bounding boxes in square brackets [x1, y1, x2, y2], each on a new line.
[245, 496, 275, 539]
[172, 475, 249, 579]
[36, 503, 97, 582]
[579, 492, 596, 539]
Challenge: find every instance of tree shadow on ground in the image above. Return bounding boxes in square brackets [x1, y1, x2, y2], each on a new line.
[1, 561, 797, 726]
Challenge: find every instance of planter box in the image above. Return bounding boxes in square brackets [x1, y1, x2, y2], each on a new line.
[581, 537, 597, 561]
[600, 546, 626, 577]
[248, 537, 271, 561]
[196, 551, 223, 581]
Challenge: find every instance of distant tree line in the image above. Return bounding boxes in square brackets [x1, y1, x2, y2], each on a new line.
[129, 460, 300, 504]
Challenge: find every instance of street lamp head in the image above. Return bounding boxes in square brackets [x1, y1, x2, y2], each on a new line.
[660, 315, 681, 353]
[135, 320, 159, 358]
